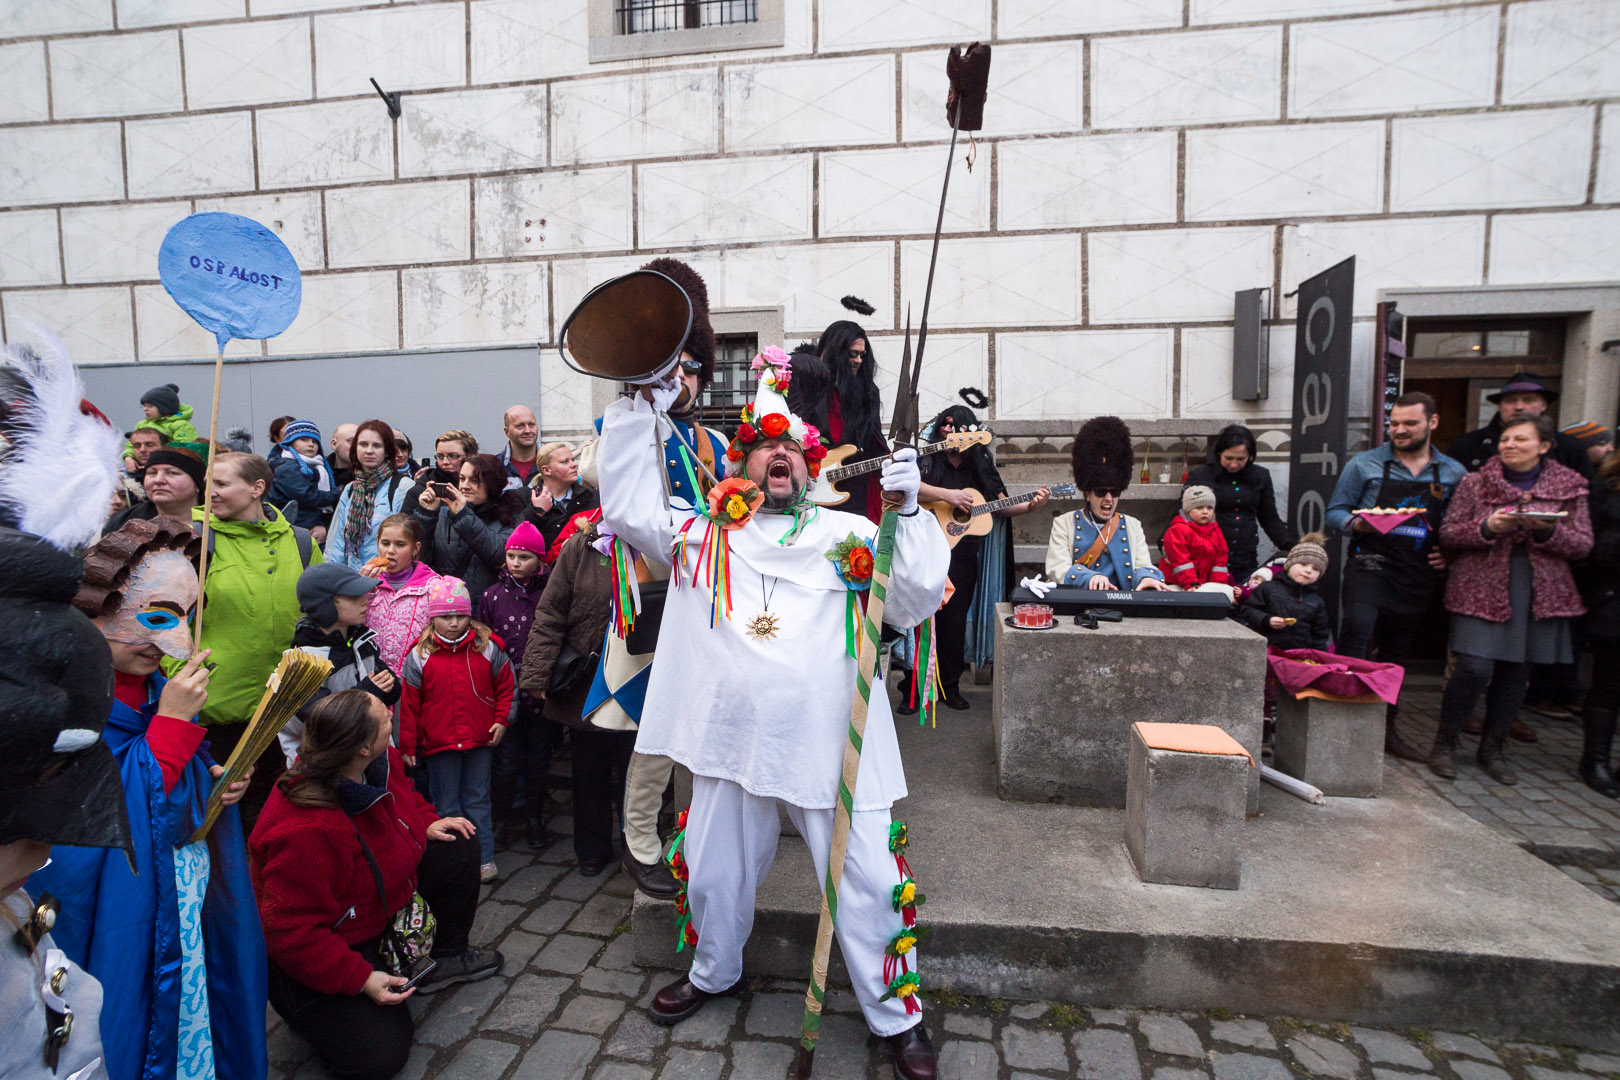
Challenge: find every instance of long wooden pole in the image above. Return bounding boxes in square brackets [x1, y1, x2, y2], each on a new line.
[192, 346, 224, 652]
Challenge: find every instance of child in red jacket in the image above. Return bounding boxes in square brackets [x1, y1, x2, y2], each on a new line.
[400, 576, 515, 881]
[1159, 485, 1233, 593]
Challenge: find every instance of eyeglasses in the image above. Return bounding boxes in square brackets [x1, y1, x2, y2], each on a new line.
[678, 359, 703, 374]
[435, 452, 462, 462]
[848, 349, 866, 359]
[1091, 489, 1121, 498]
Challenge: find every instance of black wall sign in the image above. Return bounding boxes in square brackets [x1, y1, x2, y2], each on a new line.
[1287, 256, 1354, 626]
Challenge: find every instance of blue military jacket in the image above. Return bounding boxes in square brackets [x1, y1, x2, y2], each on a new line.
[1049, 509, 1165, 590]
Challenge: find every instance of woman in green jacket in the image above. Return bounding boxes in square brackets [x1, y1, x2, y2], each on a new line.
[190, 451, 323, 829]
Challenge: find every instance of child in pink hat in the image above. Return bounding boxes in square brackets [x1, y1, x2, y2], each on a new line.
[400, 575, 516, 881]
[483, 521, 552, 850]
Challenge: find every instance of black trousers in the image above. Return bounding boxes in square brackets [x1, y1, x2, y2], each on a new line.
[1440, 653, 1530, 738]
[936, 540, 982, 697]
[1336, 600, 1419, 669]
[571, 727, 635, 863]
[1586, 638, 1620, 713]
[492, 695, 554, 827]
[267, 834, 480, 1080]
[204, 721, 287, 838]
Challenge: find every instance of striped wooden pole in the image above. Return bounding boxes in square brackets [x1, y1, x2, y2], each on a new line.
[794, 498, 902, 1078]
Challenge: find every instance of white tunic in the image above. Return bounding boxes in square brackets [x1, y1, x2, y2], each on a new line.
[598, 396, 950, 811]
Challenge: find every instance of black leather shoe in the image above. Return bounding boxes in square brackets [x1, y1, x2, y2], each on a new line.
[526, 817, 548, 852]
[942, 693, 971, 712]
[648, 976, 738, 1025]
[621, 849, 681, 899]
[579, 857, 609, 877]
[887, 1024, 937, 1080]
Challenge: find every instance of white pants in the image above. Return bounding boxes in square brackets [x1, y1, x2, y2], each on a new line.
[623, 751, 674, 865]
[683, 775, 922, 1037]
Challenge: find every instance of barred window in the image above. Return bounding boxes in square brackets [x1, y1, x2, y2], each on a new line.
[696, 333, 759, 434]
[618, 0, 757, 34]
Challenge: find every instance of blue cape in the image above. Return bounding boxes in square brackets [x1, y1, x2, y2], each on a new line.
[29, 673, 268, 1080]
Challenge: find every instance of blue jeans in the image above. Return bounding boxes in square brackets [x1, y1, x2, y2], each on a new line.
[426, 747, 495, 864]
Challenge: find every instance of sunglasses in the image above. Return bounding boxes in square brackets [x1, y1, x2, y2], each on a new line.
[1091, 489, 1121, 498]
[679, 359, 703, 374]
[849, 349, 867, 359]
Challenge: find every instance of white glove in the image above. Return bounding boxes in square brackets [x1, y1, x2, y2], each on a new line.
[1019, 576, 1056, 599]
[880, 447, 921, 514]
[645, 377, 682, 414]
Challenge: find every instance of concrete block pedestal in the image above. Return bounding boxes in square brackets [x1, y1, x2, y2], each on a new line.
[992, 602, 1266, 810]
[1273, 694, 1385, 797]
[1124, 723, 1249, 890]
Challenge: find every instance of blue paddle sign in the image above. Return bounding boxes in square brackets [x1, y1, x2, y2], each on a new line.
[158, 213, 301, 351]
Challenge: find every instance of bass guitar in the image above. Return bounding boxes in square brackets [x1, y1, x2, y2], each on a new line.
[924, 483, 1077, 547]
[805, 430, 992, 507]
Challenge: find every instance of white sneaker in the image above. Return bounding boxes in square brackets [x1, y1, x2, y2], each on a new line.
[479, 861, 497, 884]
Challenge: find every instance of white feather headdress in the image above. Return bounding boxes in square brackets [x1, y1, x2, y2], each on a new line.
[0, 324, 123, 551]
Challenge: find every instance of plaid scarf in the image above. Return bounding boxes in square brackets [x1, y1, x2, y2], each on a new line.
[343, 466, 391, 555]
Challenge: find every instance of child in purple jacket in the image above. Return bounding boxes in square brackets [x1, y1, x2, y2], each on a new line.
[486, 522, 552, 849]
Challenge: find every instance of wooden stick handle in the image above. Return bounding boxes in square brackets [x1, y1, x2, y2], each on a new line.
[193, 348, 224, 651]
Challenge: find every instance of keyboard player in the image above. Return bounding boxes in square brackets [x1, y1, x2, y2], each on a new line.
[1044, 416, 1168, 592]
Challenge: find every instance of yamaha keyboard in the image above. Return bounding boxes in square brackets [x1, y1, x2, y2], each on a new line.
[1007, 585, 1231, 619]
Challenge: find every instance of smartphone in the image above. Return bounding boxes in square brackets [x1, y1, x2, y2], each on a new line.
[399, 958, 437, 992]
[429, 482, 456, 498]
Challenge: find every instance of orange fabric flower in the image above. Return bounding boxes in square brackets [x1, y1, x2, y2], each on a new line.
[706, 477, 764, 530]
[849, 546, 874, 580]
[758, 413, 790, 439]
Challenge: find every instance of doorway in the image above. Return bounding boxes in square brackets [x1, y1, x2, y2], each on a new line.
[1402, 317, 1568, 452]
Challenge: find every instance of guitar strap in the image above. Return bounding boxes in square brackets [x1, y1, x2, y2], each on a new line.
[1076, 514, 1119, 568]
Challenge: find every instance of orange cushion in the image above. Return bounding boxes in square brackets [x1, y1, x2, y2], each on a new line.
[1134, 722, 1254, 764]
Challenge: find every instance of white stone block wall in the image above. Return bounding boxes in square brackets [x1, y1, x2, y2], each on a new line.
[0, 0, 1612, 439]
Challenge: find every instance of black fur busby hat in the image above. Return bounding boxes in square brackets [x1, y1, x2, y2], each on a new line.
[1071, 416, 1134, 493]
[640, 256, 716, 390]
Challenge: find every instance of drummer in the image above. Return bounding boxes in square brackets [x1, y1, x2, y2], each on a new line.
[1326, 392, 1466, 761]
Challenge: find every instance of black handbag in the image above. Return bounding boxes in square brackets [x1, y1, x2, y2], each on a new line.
[549, 642, 599, 694]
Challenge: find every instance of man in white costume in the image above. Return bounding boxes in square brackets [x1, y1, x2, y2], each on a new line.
[596, 357, 949, 1080]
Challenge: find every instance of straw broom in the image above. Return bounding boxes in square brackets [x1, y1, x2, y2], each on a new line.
[190, 648, 332, 843]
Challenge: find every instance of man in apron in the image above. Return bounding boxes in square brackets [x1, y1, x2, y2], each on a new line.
[1327, 392, 1467, 761]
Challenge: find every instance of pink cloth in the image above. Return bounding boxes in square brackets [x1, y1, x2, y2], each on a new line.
[1353, 509, 1425, 535]
[1266, 648, 1405, 706]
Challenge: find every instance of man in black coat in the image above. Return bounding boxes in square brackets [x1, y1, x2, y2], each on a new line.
[1448, 372, 1594, 478]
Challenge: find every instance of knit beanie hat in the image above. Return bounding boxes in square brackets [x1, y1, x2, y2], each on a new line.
[505, 520, 547, 558]
[1284, 532, 1330, 575]
[1562, 420, 1611, 450]
[1181, 485, 1216, 513]
[143, 447, 207, 492]
[425, 576, 472, 618]
[141, 384, 181, 417]
[280, 419, 321, 447]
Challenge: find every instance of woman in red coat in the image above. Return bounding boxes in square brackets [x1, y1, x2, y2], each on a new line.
[250, 690, 501, 1080]
[1430, 414, 1592, 785]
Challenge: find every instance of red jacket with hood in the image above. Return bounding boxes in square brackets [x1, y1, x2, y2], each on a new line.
[399, 629, 516, 757]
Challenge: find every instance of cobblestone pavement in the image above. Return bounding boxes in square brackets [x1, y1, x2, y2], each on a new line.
[1388, 677, 1620, 898]
[265, 817, 1620, 1080]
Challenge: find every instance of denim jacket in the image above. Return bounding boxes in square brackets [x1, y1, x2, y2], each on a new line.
[1325, 444, 1466, 535]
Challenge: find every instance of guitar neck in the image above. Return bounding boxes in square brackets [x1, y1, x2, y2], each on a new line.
[827, 439, 952, 482]
[973, 490, 1039, 516]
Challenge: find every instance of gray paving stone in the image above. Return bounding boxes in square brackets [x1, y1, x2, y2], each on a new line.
[1141, 1014, 1206, 1059]
[1211, 1052, 1295, 1080]
[513, 1030, 601, 1080]
[535, 933, 604, 974]
[668, 995, 739, 1047]
[943, 1013, 993, 1040]
[265, 1022, 314, 1067]
[395, 1044, 435, 1080]
[448, 1037, 521, 1078]
[555, 870, 610, 902]
[1005, 1025, 1068, 1071]
[937, 1039, 1000, 1080]
[1430, 1032, 1500, 1063]
[603, 1011, 669, 1063]
[1351, 1026, 1430, 1069]
[1576, 1052, 1620, 1072]
[806, 1013, 871, 1079]
[580, 967, 644, 998]
[657, 1048, 723, 1080]
[570, 891, 634, 937]
[1010, 1002, 1047, 1020]
[413, 975, 509, 1046]
[498, 929, 547, 968]
[496, 862, 567, 904]
[732, 1041, 796, 1080]
[824, 988, 862, 1014]
[1506, 1043, 1566, 1060]
[1451, 1062, 1512, 1080]
[595, 933, 639, 972]
[1211, 1020, 1275, 1050]
[1075, 1027, 1143, 1080]
[471, 901, 524, 945]
[1091, 1008, 1133, 1027]
[493, 846, 535, 875]
[1372, 1070, 1428, 1080]
[745, 991, 805, 1037]
[484, 973, 572, 1037]
[524, 899, 582, 936]
[1288, 1033, 1361, 1079]
[557, 994, 629, 1035]
[1156, 1069, 1211, 1080]
[1527, 1068, 1587, 1080]
[539, 839, 575, 864]
[590, 1065, 654, 1080]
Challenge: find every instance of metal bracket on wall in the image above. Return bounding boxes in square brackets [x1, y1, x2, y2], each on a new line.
[369, 77, 401, 120]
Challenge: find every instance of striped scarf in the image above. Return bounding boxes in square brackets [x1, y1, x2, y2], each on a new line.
[342, 466, 390, 555]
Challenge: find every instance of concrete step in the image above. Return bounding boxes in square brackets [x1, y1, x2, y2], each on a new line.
[634, 684, 1620, 1051]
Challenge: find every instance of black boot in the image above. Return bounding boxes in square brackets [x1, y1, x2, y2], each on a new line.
[1384, 705, 1426, 763]
[1427, 726, 1460, 779]
[894, 670, 919, 716]
[525, 815, 548, 851]
[1580, 707, 1620, 797]
[1477, 730, 1518, 786]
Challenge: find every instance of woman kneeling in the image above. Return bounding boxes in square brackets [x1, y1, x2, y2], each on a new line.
[250, 690, 503, 1080]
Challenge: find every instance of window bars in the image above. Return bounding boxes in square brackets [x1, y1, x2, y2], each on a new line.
[617, 0, 757, 34]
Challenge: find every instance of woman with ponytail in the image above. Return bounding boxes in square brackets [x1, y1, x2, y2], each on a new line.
[251, 690, 500, 1080]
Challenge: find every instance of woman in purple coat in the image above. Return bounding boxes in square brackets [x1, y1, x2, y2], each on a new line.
[1429, 414, 1592, 785]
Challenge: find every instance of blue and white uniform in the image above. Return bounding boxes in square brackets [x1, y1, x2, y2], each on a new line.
[1044, 508, 1164, 589]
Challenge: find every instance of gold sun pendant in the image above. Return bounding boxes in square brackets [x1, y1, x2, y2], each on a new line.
[745, 610, 781, 642]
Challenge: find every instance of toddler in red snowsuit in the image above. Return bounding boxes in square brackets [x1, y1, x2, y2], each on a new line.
[1159, 485, 1231, 589]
